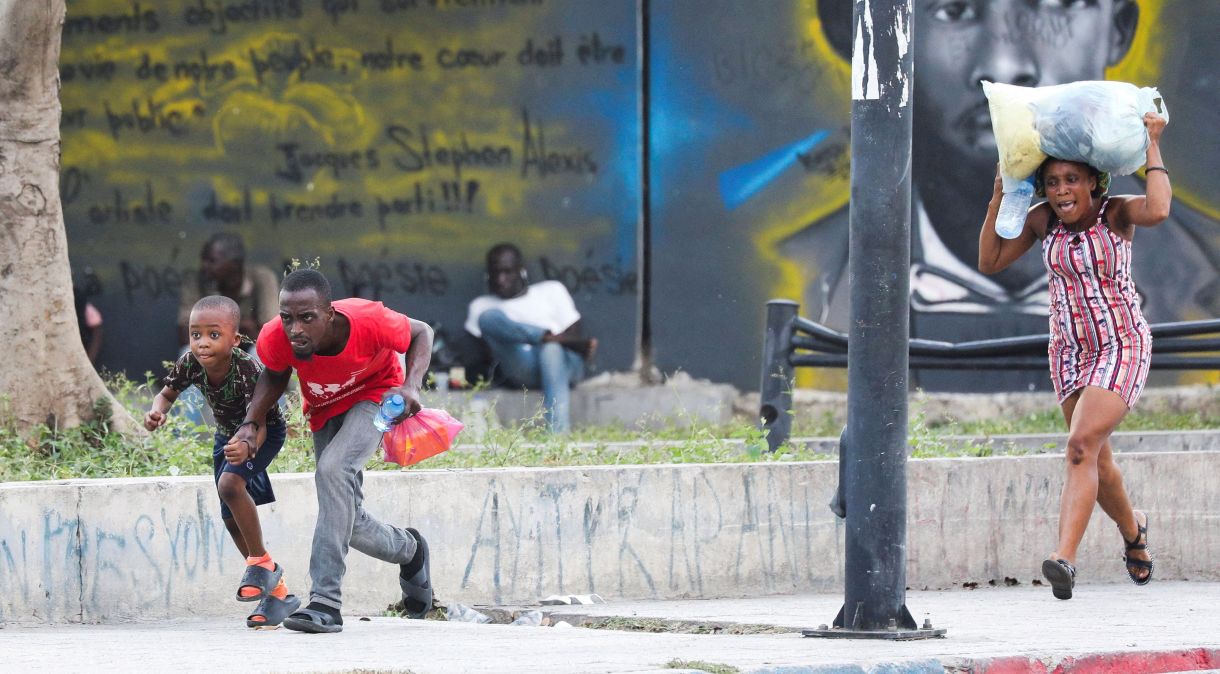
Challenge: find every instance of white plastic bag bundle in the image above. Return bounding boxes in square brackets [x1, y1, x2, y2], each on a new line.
[983, 80, 1166, 239]
[1035, 81, 1166, 176]
[983, 80, 1167, 188]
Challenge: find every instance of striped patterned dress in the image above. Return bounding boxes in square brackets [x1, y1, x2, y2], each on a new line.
[1041, 198, 1152, 408]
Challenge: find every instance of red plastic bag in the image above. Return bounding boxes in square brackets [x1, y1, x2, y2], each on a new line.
[382, 408, 464, 466]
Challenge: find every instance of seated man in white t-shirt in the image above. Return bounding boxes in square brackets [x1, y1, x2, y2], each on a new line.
[465, 243, 597, 433]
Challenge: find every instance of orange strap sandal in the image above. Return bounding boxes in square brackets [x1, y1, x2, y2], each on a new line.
[237, 556, 283, 602]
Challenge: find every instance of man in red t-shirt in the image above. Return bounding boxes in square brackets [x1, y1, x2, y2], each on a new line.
[228, 269, 434, 633]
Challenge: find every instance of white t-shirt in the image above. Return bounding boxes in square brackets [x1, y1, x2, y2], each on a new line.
[465, 280, 581, 338]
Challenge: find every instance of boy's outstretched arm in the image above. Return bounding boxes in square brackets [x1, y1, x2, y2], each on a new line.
[144, 386, 180, 431]
[225, 367, 291, 461]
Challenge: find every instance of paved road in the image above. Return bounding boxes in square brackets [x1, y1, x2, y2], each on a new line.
[2, 582, 1218, 673]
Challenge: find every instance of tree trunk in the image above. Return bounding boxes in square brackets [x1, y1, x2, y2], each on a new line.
[0, 0, 134, 436]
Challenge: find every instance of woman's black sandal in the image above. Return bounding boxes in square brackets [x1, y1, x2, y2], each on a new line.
[1122, 510, 1154, 585]
[1041, 558, 1076, 600]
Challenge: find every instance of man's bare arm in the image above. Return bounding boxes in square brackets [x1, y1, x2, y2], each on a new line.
[226, 367, 291, 451]
[388, 318, 433, 419]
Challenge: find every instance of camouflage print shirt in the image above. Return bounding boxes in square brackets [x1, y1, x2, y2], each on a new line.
[162, 348, 285, 436]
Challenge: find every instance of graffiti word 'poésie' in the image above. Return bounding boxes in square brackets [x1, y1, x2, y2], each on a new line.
[119, 261, 185, 301]
[337, 258, 449, 299]
[540, 256, 637, 296]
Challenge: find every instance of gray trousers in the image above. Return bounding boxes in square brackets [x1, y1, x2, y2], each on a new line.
[309, 400, 417, 610]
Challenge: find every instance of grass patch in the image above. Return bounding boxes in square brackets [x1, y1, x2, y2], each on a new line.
[2, 373, 1217, 482]
[0, 372, 316, 483]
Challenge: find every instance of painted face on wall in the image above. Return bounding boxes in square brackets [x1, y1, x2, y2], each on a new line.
[913, 0, 1135, 166]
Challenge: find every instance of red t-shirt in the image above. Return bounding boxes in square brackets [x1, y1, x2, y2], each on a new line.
[258, 298, 411, 431]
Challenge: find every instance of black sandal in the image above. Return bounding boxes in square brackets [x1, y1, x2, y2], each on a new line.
[1122, 510, 1154, 585]
[399, 528, 433, 619]
[1041, 558, 1076, 600]
[237, 563, 283, 602]
[283, 603, 344, 634]
[247, 593, 301, 628]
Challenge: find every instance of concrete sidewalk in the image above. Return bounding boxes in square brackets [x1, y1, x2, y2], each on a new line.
[2, 582, 1217, 673]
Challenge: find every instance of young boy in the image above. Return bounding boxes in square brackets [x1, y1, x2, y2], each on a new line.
[146, 295, 300, 627]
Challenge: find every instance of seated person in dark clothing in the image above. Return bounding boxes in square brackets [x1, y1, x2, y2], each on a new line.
[73, 285, 103, 365]
[178, 232, 279, 349]
[464, 243, 596, 433]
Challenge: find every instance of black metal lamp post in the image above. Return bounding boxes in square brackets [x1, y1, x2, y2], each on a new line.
[803, 0, 944, 640]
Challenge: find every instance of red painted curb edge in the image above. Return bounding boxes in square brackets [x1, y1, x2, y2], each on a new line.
[946, 647, 1220, 674]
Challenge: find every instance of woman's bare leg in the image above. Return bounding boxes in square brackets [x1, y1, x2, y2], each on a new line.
[1058, 389, 1149, 577]
[1053, 386, 1129, 564]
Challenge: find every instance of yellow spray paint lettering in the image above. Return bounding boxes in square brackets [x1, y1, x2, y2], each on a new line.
[576, 32, 625, 65]
[59, 59, 118, 83]
[86, 183, 173, 226]
[120, 261, 184, 302]
[437, 46, 507, 69]
[336, 258, 449, 298]
[268, 193, 364, 227]
[63, 3, 161, 37]
[361, 37, 425, 72]
[247, 39, 335, 84]
[275, 143, 380, 183]
[104, 98, 205, 139]
[520, 109, 598, 178]
[136, 51, 238, 84]
[385, 124, 513, 180]
[183, 0, 304, 36]
[517, 36, 563, 67]
[374, 180, 480, 228]
[201, 188, 254, 225]
[322, 0, 361, 25]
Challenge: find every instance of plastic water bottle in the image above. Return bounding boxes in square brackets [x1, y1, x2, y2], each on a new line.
[995, 176, 1035, 239]
[373, 394, 405, 432]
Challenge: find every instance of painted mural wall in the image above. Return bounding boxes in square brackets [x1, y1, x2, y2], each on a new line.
[648, 0, 1220, 390]
[61, 1, 1219, 391]
[59, 0, 639, 380]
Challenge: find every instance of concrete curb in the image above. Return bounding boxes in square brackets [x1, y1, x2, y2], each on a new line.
[3, 451, 1219, 625]
[739, 661, 944, 674]
[432, 382, 1219, 431]
[734, 385, 1220, 428]
[941, 647, 1220, 673]
[497, 429, 1220, 458]
[733, 648, 1220, 673]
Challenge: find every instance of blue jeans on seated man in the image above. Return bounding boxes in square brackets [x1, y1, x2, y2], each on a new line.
[477, 309, 584, 433]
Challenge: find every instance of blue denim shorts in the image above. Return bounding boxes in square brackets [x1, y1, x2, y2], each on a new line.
[212, 421, 286, 520]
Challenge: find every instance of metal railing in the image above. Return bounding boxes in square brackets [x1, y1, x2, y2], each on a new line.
[759, 299, 1220, 451]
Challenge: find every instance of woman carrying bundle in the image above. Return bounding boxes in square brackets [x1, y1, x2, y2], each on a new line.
[977, 112, 1167, 600]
